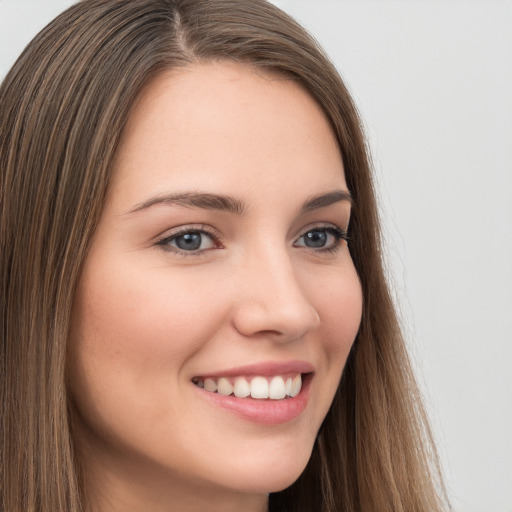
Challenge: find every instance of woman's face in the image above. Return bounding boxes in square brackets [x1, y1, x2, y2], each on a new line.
[68, 61, 362, 510]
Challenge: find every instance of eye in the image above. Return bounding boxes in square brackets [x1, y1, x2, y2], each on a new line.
[156, 228, 219, 254]
[294, 226, 348, 252]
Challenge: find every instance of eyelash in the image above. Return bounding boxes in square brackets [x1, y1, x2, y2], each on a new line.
[156, 225, 223, 256]
[155, 224, 350, 256]
[295, 225, 350, 255]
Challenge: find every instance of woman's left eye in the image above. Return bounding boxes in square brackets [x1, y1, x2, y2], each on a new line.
[156, 229, 217, 253]
[293, 226, 348, 252]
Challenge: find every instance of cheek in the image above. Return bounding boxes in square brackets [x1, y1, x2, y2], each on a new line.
[306, 260, 362, 415]
[314, 263, 362, 356]
[67, 259, 226, 422]
[72, 261, 218, 358]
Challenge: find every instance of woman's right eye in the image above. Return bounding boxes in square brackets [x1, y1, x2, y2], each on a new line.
[156, 229, 218, 254]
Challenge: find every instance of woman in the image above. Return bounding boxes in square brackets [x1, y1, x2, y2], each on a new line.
[0, 0, 449, 511]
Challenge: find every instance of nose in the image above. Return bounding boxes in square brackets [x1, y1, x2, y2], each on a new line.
[231, 248, 321, 343]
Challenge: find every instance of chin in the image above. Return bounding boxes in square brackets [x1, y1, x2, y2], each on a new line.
[213, 439, 314, 494]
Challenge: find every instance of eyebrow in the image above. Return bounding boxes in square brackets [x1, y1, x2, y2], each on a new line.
[125, 189, 352, 216]
[300, 190, 353, 213]
[126, 192, 247, 215]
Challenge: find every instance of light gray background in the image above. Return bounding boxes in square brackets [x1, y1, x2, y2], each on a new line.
[1, 1, 511, 511]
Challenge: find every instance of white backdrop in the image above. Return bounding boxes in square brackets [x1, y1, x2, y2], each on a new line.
[1, 1, 511, 511]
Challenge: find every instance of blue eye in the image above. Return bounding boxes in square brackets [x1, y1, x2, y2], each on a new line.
[294, 227, 348, 251]
[157, 225, 347, 255]
[157, 229, 217, 253]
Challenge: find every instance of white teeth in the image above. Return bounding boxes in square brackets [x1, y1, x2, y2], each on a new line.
[194, 374, 303, 400]
[204, 378, 217, 392]
[290, 375, 302, 397]
[269, 376, 286, 400]
[250, 376, 269, 399]
[217, 378, 233, 396]
[285, 377, 293, 396]
[233, 377, 251, 398]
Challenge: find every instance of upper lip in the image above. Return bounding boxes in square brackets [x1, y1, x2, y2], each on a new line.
[193, 360, 314, 379]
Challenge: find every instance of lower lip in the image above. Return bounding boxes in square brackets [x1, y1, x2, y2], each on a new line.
[195, 375, 312, 425]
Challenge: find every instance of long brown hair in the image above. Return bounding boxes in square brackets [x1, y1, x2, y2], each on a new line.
[0, 1, 449, 510]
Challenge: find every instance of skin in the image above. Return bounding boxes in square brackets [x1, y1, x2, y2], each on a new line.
[68, 61, 363, 512]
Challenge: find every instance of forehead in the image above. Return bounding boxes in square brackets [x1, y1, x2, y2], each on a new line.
[111, 61, 346, 210]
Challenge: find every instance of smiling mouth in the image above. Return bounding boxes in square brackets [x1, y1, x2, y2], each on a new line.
[192, 374, 304, 400]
